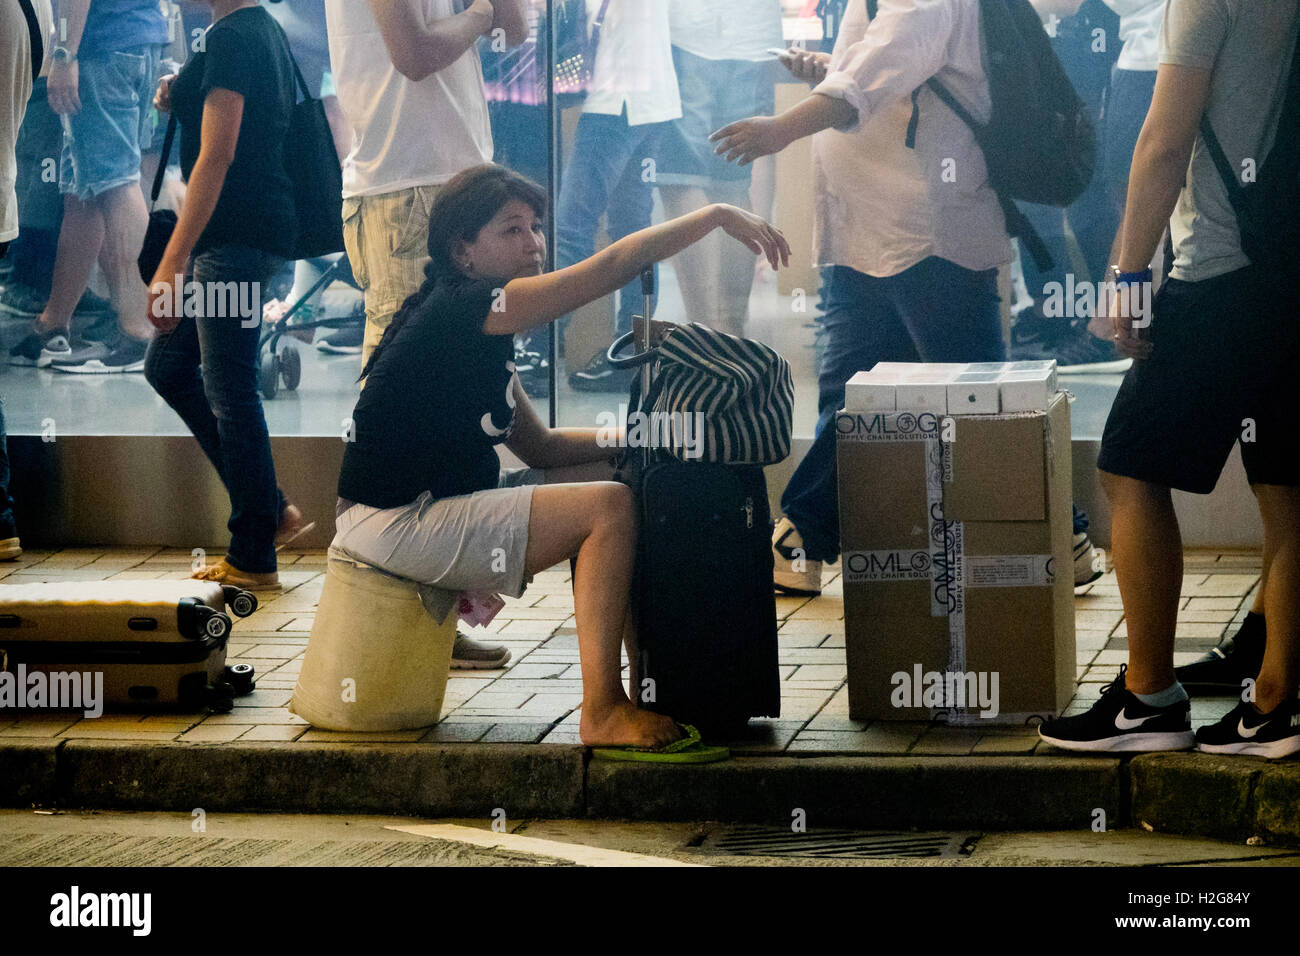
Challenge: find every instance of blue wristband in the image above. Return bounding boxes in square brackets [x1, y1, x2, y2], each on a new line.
[1113, 267, 1153, 286]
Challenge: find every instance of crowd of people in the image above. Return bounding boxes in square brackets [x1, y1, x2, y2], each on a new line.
[0, 0, 1296, 754]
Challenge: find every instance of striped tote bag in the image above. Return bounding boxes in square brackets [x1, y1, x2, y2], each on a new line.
[640, 323, 795, 465]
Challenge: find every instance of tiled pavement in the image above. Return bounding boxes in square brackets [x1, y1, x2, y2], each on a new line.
[0, 547, 1261, 756]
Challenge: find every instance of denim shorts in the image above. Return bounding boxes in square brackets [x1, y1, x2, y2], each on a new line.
[655, 47, 778, 189]
[60, 44, 164, 201]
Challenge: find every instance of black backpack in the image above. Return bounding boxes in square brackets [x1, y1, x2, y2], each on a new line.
[865, 0, 1096, 270]
[1199, 26, 1300, 281]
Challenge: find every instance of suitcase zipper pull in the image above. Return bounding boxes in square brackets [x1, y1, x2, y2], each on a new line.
[744, 498, 754, 529]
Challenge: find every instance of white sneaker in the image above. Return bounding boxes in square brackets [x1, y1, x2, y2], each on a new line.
[772, 516, 822, 595]
[1073, 532, 1105, 587]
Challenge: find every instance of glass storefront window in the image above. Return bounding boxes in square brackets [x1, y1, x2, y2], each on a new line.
[0, 0, 1124, 449]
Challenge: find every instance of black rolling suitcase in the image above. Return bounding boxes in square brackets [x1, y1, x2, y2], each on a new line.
[608, 271, 784, 735]
[0, 581, 260, 711]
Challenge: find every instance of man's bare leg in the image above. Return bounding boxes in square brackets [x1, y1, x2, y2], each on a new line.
[1100, 469, 1183, 694]
[35, 195, 104, 334]
[98, 182, 152, 341]
[1251, 485, 1300, 713]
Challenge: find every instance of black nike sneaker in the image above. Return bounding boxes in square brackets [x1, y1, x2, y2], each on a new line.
[1038, 665, 1194, 753]
[1195, 697, 1300, 759]
[1174, 613, 1266, 696]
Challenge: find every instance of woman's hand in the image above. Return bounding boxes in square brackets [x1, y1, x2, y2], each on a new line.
[779, 48, 831, 85]
[713, 204, 791, 271]
[710, 115, 795, 167]
[154, 74, 177, 114]
[148, 254, 188, 334]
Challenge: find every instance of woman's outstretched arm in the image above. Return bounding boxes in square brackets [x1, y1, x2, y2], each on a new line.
[482, 204, 790, 337]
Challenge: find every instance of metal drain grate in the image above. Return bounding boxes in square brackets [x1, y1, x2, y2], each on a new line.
[704, 827, 979, 860]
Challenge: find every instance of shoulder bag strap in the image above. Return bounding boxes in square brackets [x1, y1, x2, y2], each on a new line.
[268, 15, 313, 103]
[1199, 117, 1248, 212]
[150, 114, 178, 208]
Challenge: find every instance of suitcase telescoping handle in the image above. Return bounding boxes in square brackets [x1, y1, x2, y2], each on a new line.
[605, 267, 658, 380]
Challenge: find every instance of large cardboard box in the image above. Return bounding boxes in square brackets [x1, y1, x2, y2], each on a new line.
[836, 393, 1076, 724]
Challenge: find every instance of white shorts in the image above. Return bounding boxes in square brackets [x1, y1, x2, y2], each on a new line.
[332, 469, 545, 598]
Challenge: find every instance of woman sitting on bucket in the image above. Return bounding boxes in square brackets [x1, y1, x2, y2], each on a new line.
[333, 163, 790, 751]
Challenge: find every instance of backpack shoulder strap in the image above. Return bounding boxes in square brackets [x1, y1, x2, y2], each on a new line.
[1199, 118, 1246, 210]
[18, 0, 44, 84]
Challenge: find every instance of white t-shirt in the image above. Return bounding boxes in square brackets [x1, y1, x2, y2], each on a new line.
[324, 0, 493, 199]
[1103, 0, 1165, 72]
[2, 0, 53, 245]
[810, 0, 1010, 278]
[668, 0, 784, 62]
[1161, 0, 1300, 282]
[583, 0, 681, 126]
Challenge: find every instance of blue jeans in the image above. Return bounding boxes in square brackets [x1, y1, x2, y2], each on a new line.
[555, 109, 669, 338]
[144, 244, 286, 574]
[781, 259, 1004, 562]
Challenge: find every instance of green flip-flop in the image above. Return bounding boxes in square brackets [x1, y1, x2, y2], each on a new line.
[591, 723, 731, 764]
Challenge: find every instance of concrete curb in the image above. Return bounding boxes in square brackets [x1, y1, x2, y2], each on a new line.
[2, 741, 1296, 846]
[0, 740, 60, 806]
[1130, 753, 1300, 845]
[586, 756, 1122, 830]
[54, 741, 586, 818]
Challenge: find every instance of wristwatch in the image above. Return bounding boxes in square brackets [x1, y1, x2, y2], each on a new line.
[51, 46, 76, 65]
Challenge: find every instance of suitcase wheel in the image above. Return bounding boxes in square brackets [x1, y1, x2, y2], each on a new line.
[221, 586, 258, 618]
[203, 611, 232, 641]
[207, 681, 236, 714]
[223, 662, 256, 697]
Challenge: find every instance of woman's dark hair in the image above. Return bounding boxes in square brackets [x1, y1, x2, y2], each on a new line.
[358, 163, 548, 380]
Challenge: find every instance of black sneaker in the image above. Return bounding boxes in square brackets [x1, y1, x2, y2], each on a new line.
[1011, 308, 1132, 374]
[50, 334, 146, 373]
[315, 324, 363, 355]
[9, 328, 70, 367]
[1195, 697, 1300, 759]
[0, 282, 47, 318]
[45, 338, 111, 369]
[514, 338, 550, 398]
[568, 351, 633, 392]
[1175, 613, 1266, 696]
[78, 309, 120, 344]
[1073, 531, 1104, 586]
[74, 289, 114, 318]
[1038, 665, 1194, 753]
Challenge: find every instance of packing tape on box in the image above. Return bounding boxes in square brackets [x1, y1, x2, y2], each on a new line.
[844, 413, 1055, 721]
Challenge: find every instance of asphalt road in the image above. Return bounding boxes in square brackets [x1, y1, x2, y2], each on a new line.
[0, 810, 1296, 868]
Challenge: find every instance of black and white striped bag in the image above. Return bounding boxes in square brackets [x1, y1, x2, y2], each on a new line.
[638, 323, 794, 465]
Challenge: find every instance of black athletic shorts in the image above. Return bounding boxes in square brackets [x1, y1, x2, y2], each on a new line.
[1097, 265, 1300, 494]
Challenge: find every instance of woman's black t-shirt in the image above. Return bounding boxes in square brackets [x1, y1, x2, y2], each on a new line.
[170, 6, 297, 257]
[337, 277, 518, 510]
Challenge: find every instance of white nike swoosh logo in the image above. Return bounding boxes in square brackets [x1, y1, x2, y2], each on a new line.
[1115, 708, 1158, 731]
[1237, 718, 1265, 739]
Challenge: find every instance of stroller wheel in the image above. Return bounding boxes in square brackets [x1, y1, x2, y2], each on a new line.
[279, 341, 301, 391]
[260, 352, 280, 400]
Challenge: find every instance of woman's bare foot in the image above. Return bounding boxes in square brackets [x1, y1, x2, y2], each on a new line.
[579, 701, 683, 749]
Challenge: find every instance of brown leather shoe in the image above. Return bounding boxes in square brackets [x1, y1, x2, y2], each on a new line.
[191, 558, 281, 592]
